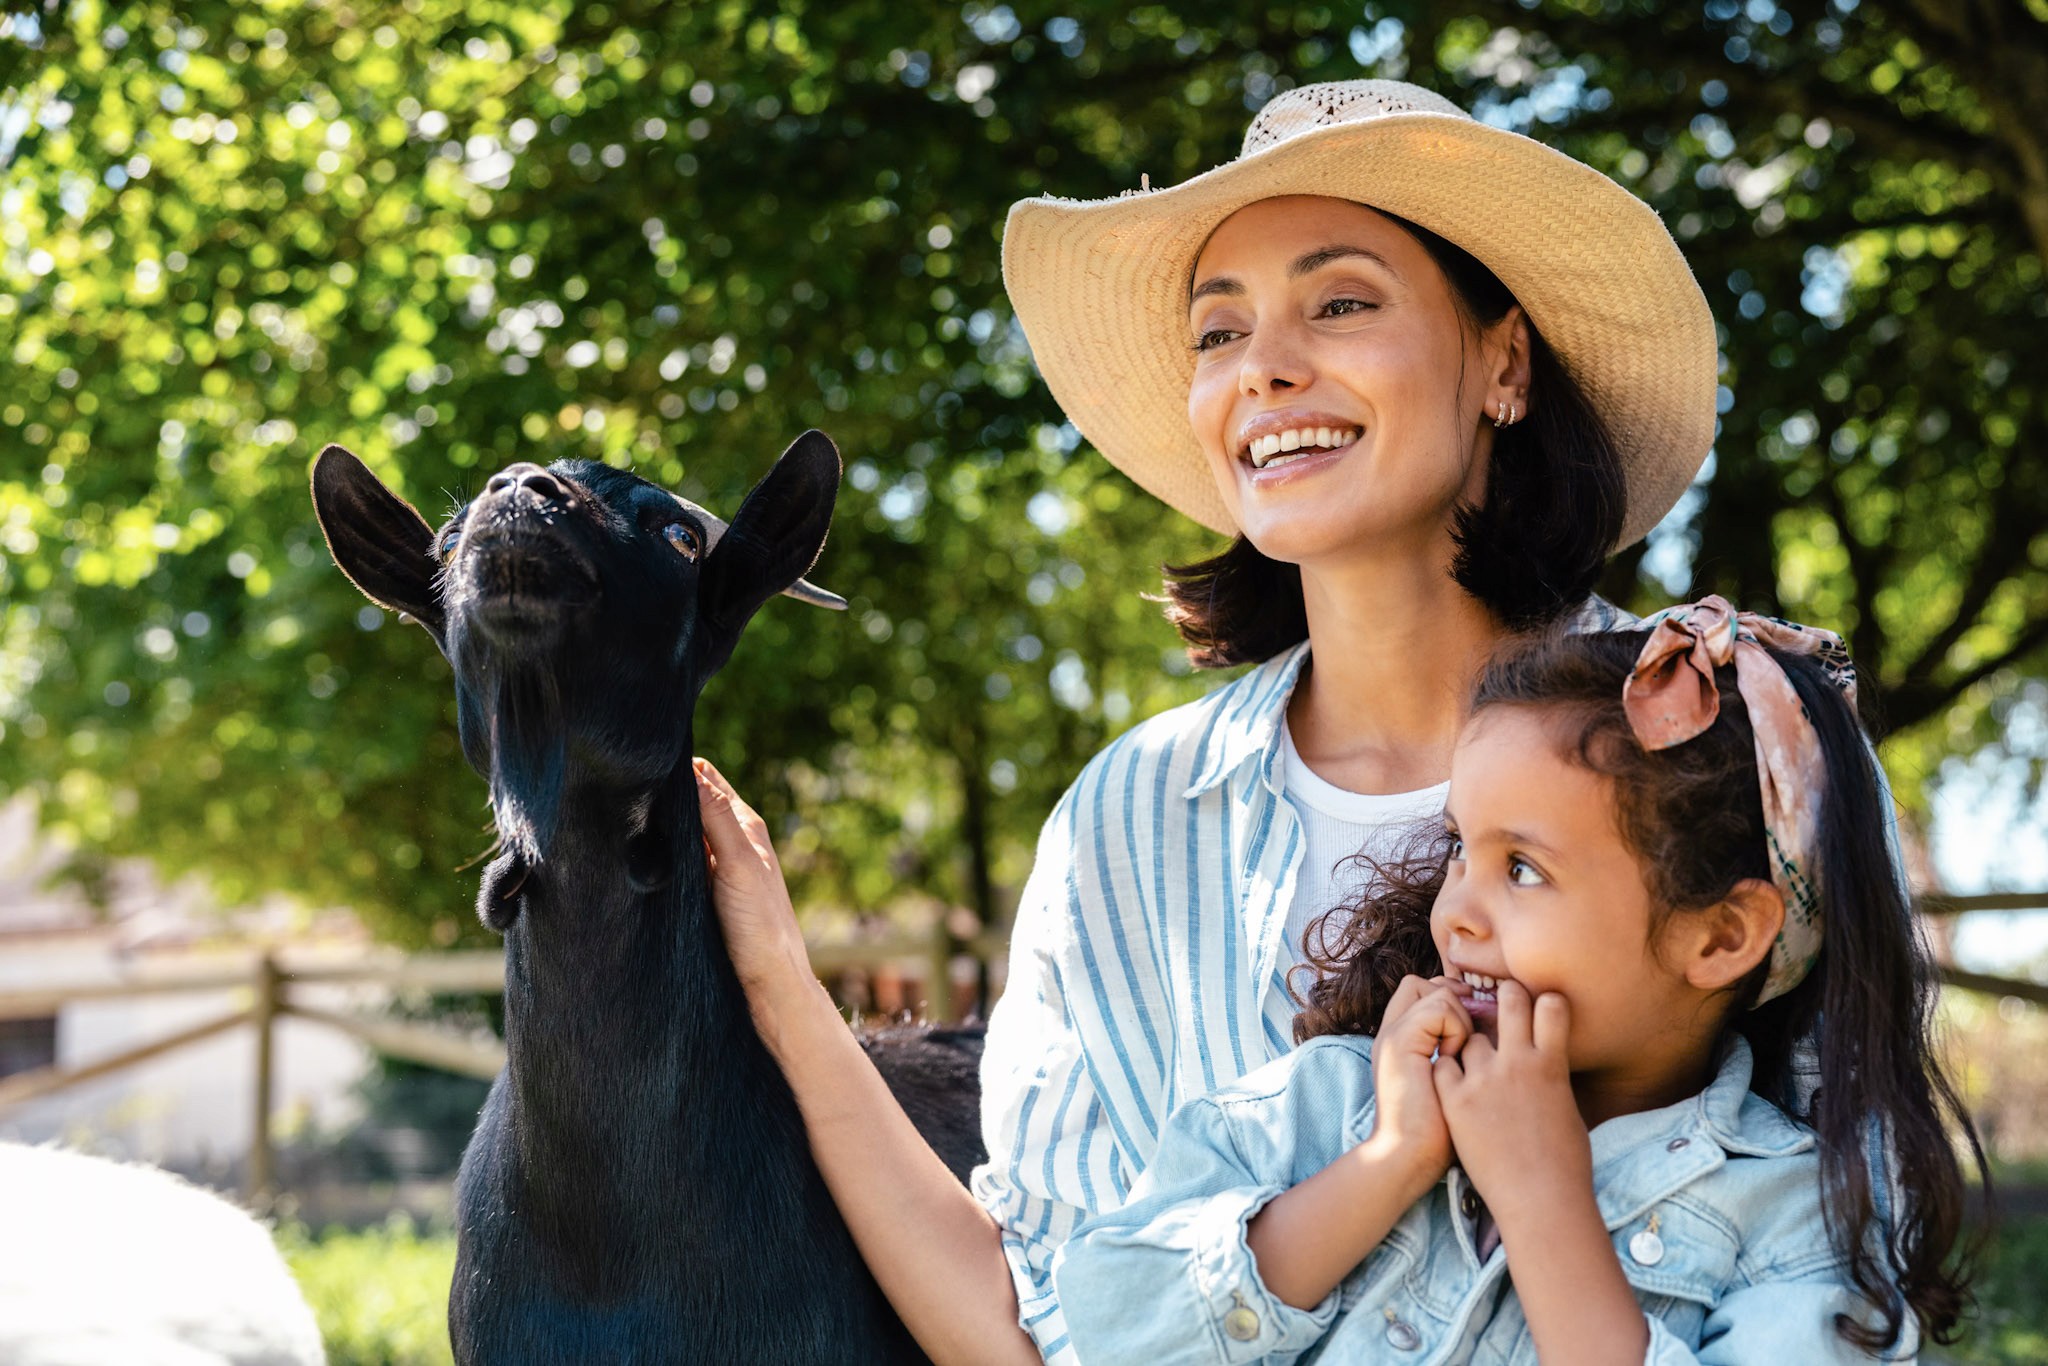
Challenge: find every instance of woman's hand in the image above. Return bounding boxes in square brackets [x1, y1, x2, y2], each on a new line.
[1431, 980, 1591, 1222]
[1363, 974, 1473, 1183]
[693, 757, 817, 1019]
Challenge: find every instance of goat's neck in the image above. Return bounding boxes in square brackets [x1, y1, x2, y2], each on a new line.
[495, 759, 754, 1159]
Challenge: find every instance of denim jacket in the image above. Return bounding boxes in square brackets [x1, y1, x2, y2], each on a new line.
[1051, 1034, 1912, 1365]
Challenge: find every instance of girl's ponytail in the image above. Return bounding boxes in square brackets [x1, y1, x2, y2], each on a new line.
[1765, 651, 1988, 1352]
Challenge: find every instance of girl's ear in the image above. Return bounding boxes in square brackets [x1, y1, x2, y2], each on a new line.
[1676, 878, 1785, 994]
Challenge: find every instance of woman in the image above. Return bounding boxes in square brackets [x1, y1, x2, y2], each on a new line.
[693, 79, 1718, 1364]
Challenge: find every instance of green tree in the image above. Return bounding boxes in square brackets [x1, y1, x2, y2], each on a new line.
[2, 0, 2043, 946]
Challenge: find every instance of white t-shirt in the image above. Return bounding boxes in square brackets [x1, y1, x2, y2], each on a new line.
[1277, 715, 1449, 971]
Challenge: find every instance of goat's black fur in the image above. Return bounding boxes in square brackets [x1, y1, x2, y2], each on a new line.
[312, 434, 984, 1366]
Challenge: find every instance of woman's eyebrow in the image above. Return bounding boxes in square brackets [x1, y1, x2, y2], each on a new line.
[1289, 244, 1401, 281]
[1189, 244, 1402, 306]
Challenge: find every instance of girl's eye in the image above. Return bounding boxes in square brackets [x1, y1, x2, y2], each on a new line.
[662, 521, 701, 561]
[1192, 327, 1241, 352]
[1509, 856, 1547, 887]
[1446, 835, 1465, 861]
[438, 528, 461, 562]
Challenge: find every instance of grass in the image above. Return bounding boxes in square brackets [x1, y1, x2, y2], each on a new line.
[275, 1216, 456, 1366]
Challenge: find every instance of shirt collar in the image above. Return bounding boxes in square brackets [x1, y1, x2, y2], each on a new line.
[1587, 1034, 1815, 1227]
[1181, 641, 1311, 800]
[1178, 595, 1639, 803]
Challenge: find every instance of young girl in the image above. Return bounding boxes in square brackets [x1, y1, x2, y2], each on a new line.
[1050, 603, 1983, 1364]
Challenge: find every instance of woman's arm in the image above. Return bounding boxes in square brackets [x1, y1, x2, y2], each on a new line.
[693, 759, 1041, 1366]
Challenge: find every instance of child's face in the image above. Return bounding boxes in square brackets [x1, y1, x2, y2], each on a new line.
[1433, 706, 1698, 1078]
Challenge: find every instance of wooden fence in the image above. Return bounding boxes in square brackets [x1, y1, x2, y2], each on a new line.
[0, 895, 2040, 1204]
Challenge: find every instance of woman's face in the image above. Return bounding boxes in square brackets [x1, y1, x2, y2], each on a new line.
[1185, 196, 1520, 568]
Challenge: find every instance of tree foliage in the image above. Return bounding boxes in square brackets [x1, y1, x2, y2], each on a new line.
[2, 0, 2043, 944]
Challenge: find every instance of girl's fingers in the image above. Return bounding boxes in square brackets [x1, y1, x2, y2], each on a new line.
[1532, 991, 1570, 1056]
[1388, 985, 1474, 1058]
[1495, 979, 1533, 1048]
[1383, 974, 1431, 1026]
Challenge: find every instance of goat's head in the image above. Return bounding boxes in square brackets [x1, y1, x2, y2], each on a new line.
[311, 432, 842, 921]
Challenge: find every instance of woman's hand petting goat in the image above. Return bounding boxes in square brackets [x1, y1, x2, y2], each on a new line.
[693, 756, 1042, 1366]
[692, 756, 818, 1037]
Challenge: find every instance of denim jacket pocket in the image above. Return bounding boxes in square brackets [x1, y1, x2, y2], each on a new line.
[1612, 1197, 1738, 1349]
[1337, 1219, 1422, 1312]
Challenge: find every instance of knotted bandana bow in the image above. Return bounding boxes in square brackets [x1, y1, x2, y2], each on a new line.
[1622, 596, 1858, 1006]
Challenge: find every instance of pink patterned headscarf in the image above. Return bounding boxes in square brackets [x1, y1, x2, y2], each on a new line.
[1622, 596, 1858, 1006]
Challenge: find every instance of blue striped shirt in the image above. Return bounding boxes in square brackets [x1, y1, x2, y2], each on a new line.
[971, 599, 1638, 1363]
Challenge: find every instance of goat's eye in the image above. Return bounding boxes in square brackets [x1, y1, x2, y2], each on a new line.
[662, 522, 700, 562]
[439, 528, 461, 561]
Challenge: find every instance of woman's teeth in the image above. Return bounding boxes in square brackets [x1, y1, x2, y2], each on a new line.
[1246, 426, 1359, 468]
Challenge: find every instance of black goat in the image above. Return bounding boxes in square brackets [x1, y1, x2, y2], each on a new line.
[311, 432, 983, 1365]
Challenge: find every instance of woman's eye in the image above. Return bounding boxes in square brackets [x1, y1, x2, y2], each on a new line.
[438, 528, 461, 561]
[662, 521, 701, 561]
[1192, 327, 1241, 352]
[1508, 856, 1546, 887]
[1322, 297, 1376, 318]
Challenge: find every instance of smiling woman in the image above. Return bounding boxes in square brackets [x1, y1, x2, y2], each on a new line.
[691, 78, 1720, 1366]
[1164, 195, 1627, 667]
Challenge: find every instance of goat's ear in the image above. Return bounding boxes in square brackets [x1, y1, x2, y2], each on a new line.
[475, 850, 528, 932]
[697, 429, 840, 670]
[310, 444, 446, 641]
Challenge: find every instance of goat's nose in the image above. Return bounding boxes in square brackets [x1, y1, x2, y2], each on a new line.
[485, 464, 570, 504]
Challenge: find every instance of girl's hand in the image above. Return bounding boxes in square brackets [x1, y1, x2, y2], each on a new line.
[693, 758, 816, 1012]
[1431, 981, 1591, 1222]
[1363, 975, 1474, 1183]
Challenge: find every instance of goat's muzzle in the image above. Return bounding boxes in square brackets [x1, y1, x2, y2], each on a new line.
[454, 495, 601, 644]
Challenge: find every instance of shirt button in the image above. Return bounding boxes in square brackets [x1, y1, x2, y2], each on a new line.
[1385, 1318, 1422, 1351]
[1223, 1298, 1260, 1342]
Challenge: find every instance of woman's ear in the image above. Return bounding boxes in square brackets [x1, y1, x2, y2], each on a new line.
[1486, 305, 1533, 418]
[1675, 878, 1785, 994]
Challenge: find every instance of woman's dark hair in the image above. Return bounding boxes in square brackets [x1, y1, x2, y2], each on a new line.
[1160, 212, 1627, 668]
[1290, 629, 1987, 1352]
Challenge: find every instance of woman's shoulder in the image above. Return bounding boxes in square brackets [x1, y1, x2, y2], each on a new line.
[1062, 643, 1309, 805]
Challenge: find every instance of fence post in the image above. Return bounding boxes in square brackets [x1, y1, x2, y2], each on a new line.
[248, 954, 279, 1205]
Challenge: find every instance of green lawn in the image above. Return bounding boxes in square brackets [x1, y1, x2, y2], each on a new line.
[276, 1217, 455, 1366]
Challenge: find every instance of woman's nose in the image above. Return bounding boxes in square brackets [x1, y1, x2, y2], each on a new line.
[1237, 317, 1311, 396]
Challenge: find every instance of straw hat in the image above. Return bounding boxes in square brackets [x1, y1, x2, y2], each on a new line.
[1002, 79, 1718, 549]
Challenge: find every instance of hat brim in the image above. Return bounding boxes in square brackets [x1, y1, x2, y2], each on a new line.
[1002, 111, 1718, 549]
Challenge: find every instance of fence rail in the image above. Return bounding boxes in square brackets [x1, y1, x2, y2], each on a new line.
[1, 895, 2042, 1203]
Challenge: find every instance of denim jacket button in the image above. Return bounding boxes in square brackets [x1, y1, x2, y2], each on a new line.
[1667, 1136, 1691, 1152]
[1223, 1303, 1260, 1341]
[1385, 1319, 1421, 1351]
[1629, 1227, 1666, 1266]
